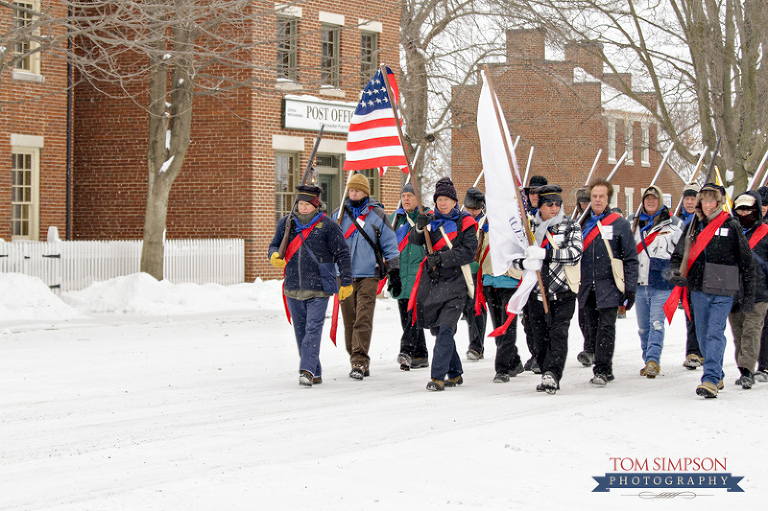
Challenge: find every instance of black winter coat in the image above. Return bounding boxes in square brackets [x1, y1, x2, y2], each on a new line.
[409, 212, 478, 329]
[578, 208, 639, 309]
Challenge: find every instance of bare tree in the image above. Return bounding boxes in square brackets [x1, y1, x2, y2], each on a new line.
[510, 0, 768, 192]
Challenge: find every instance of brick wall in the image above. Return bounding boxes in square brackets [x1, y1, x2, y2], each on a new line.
[72, 1, 402, 282]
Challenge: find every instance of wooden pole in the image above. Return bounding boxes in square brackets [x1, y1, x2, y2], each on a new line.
[482, 66, 548, 314]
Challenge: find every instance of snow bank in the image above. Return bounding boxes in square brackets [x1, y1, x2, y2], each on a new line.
[62, 273, 284, 315]
[0, 273, 83, 322]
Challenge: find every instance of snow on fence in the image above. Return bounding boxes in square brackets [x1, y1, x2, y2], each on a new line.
[0, 239, 244, 292]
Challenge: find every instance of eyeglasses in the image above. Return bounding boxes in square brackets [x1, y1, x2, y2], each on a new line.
[541, 200, 562, 207]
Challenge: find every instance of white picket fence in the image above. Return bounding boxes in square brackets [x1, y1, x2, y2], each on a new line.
[0, 239, 244, 292]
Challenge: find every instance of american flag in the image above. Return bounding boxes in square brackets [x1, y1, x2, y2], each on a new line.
[343, 66, 408, 173]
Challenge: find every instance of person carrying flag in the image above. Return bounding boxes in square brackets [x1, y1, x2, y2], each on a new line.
[268, 185, 353, 387]
[462, 187, 489, 361]
[669, 183, 754, 398]
[629, 186, 683, 379]
[514, 185, 582, 394]
[410, 177, 478, 391]
[334, 173, 400, 380]
[390, 182, 431, 371]
[578, 177, 639, 386]
[727, 192, 767, 389]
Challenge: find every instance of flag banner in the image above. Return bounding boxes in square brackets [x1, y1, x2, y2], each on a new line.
[477, 71, 529, 276]
[343, 66, 408, 171]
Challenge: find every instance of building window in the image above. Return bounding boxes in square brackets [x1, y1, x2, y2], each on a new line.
[625, 120, 634, 165]
[607, 120, 616, 163]
[277, 16, 298, 81]
[11, 148, 39, 240]
[321, 24, 340, 87]
[625, 187, 634, 216]
[13, 1, 40, 74]
[275, 153, 298, 223]
[360, 31, 378, 87]
[641, 124, 650, 166]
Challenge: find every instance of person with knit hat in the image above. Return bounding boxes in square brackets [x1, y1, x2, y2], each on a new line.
[333, 173, 401, 380]
[410, 177, 479, 391]
[268, 184, 353, 387]
[677, 182, 705, 370]
[462, 186, 488, 361]
[630, 185, 683, 379]
[727, 191, 768, 389]
[390, 182, 432, 371]
[670, 183, 755, 398]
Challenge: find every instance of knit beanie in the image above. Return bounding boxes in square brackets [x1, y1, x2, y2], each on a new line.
[401, 182, 415, 195]
[433, 177, 458, 203]
[346, 173, 370, 196]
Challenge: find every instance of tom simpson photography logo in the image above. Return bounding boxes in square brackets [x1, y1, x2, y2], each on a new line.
[592, 457, 744, 497]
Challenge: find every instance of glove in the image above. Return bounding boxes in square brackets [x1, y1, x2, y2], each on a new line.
[388, 269, 402, 296]
[526, 245, 546, 261]
[270, 252, 287, 269]
[623, 291, 636, 312]
[742, 294, 756, 313]
[669, 271, 687, 288]
[416, 213, 433, 230]
[522, 257, 542, 271]
[426, 252, 442, 278]
[338, 285, 353, 301]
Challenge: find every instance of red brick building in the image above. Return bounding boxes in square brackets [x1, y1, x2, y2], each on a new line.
[70, 2, 404, 282]
[452, 28, 686, 215]
[0, 1, 70, 242]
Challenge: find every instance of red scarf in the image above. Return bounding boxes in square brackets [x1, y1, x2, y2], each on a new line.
[663, 211, 730, 323]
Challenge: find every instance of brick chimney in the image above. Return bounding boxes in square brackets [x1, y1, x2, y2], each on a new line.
[564, 40, 603, 79]
[506, 28, 546, 63]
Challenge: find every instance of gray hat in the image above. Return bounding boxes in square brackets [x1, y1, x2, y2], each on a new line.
[401, 182, 415, 195]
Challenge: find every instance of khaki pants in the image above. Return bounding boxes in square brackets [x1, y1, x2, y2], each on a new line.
[340, 277, 379, 370]
[729, 301, 768, 371]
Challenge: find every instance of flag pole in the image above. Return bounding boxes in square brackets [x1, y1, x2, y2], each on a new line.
[482, 66, 548, 314]
[570, 149, 602, 218]
[379, 64, 433, 254]
[523, 146, 534, 187]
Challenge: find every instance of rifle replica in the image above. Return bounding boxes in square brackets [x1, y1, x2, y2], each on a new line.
[277, 125, 325, 258]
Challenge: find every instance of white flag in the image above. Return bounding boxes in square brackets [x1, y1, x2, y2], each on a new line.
[477, 71, 529, 276]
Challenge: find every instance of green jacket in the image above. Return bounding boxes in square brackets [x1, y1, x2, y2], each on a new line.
[389, 206, 431, 299]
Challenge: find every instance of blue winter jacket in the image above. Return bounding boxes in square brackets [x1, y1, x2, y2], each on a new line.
[333, 198, 400, 278]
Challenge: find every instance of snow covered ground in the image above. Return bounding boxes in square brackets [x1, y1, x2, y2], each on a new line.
[1, 273, 765, 510]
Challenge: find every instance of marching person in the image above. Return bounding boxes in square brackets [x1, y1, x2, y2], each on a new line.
[514, 185, 583, 394]
[630, 185, 683, 378]
[390, 182, 431, 371]
[757, 185, 768, 382]
[677, 183, 705, 370]
[521, 174, 548, 373]
[268, 185, 353, 387]
[578, 178, 639, 386]
[334, 173, 400, 380]
[574, 187, 594, 367]
[670, 183, 755, 398]
[462, 187, 488, 361]
[728, 192, 767, 389]
[410, 177, 478, 391]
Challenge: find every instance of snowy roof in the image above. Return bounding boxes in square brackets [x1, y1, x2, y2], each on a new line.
[573, 67, 651, 116]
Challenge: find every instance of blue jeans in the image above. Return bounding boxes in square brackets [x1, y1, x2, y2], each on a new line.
[287, 296, 329, 377]
[690, 291, 733, 385]
[635, 285, 673, 364]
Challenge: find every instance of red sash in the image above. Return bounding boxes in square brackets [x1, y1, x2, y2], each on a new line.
[281, 215, 325, 325]
[474, 246, 490, 315]
[663, 211, 730, 323]
[397, 235, 410, 252]
[749, 223, 768, 249]
[344, 211, 370, 238]
[582, 212, 620, 250]
[636, 230, 660, 254]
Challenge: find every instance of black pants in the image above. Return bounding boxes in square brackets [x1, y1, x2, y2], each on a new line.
[582, 289, 617, 376]
[484, 285, 521, 374]
[522, 303, 536, 358]
[463, 286, 487, 354]
[578, 306, 590, 353]
[759, 308, 768, 371]
[397, 299, 428, 360]
[529, 293, 576, 383]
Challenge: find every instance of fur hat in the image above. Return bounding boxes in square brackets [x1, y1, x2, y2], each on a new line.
[683, 183, 700, 198]
[433, 177, 458, 203]
[295, 184, 323, 207]
[536, 184, 563, 203]
[463, 187, 485, 209]
[575, 187, 590, 203]
[346, 173, 370, 196]
[526, 175, 548, 191]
